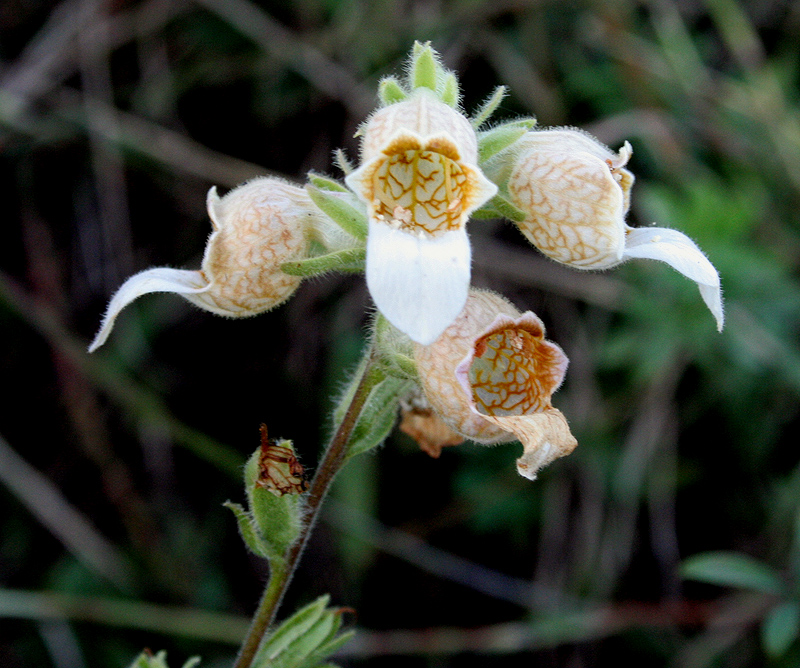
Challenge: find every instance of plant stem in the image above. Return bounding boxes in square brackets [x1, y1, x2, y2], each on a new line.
[233, 343, 381, 668]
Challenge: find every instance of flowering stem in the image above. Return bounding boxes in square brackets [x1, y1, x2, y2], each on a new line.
[233, 343, 381, 668]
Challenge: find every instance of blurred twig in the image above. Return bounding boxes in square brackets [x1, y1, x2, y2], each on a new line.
[0, 588, 249, 644]
[0, 434, 133, 589]
[194, 0, 375, 118]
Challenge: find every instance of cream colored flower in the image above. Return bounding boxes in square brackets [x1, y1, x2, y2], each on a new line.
[413, 290, 577, 480]
[346, 89, 498, 345]
[89, 178, 321, 352]
[507, 128, 723, 330]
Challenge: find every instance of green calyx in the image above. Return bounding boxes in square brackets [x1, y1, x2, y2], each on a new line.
[377, 41, 462, 108]
[224, 438, 306, 563]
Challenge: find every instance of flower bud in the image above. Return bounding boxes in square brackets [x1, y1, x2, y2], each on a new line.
[89, 177, 321, 352]
[507, 128, 723, 330]
[346, 89, 497, 346]
[413, 290, 577, 480]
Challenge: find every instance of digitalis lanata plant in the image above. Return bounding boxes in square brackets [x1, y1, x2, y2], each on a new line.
[87, 43, 722, 668]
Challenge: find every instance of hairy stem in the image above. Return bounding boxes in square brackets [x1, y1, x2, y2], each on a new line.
[233, 343, 380, 668]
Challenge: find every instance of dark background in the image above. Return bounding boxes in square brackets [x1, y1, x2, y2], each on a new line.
[2, 0, 800, 666]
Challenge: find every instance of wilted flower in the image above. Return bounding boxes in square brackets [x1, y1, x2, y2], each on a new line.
[413, 290, 577, 480]
[346, 89, 497, 345]
[89, 177, 323, 352]
[507, 128, 724, 330]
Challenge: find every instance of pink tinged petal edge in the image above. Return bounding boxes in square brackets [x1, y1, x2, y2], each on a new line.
[623, 226, 724, 331]
[366, 219, 471, 345]
[88, 268, 210, 352]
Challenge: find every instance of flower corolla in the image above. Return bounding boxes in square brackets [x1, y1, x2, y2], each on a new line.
[413, 290, 577, 480]
[507, 129, 723, 330]
[89, 177, 322, 352]
[346, 89, 498, 345]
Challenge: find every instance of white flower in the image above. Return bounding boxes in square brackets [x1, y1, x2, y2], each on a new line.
[413, 290, 577, 480]
[507, 128, 724, 331]
[89, 178, 321, 352]
[346, 89, 498, 345]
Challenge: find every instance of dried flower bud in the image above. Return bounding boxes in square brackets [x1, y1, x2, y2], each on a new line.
[346, 89, 497, 345]
[507, 128, 723, 330]
[89, 177, 321, 351]
[413, 290, 577, 479]
[255, 425, 308, 497]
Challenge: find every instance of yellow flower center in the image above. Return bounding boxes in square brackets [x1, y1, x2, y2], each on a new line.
[371, 138, 467, 236]
[468, 326, 562, 417]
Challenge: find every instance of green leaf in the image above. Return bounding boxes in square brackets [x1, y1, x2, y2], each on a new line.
[281, 247, 366, 277]
[307, 174, 348, 193]
[410, 42, 438, 91]
[762, 601, 800, 658]
[379, 77, 406, 105]
[681, 551, 785, 595]
[181, 659, 201, 668]
[471, 86, 507, 129]
[346, 376, 409, 459]
[255, 596, 330, 664]
[244, 448, 304, 561]
[306, 186, 368, 241]
[223, 501, 270, 559]
[271, 610, 338, 668]
[298, 630, 355, 668]
[478, 123, 531, 163]
[129, 651, 170, 668]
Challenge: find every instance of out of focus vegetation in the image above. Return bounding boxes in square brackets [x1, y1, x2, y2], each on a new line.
[2, 1, 800, 666]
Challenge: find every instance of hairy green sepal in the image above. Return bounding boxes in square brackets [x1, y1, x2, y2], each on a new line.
[473, 193, 527, 223]
[379, 77, 407, 105]
[306, 186, 368, 241]
[251, 595, 354, 668]
[307, 174, 348, 193]
[281, 247, 365, 277]
[471, 86, 507, 129]
[478, 118, 537, 162]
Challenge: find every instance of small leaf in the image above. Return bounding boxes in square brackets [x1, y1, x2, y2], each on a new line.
[181, 659, 202, 668]
[306, 186, 368, 241]
[347, 376, 409, 459]
[471, 86, 507, 129]
[253, 596, 330, 667]
[681, 551, 785, 595]
[761, 601, 800, 658]
[281, 248, 366, 277]
[298, 630, 355, 668]
[410, 42, 438, 91]
[223, 501, 271, 559]
[307, 174, 348, 193]
[379, 77, 406, 105]
[129, 651, 170, 668]
[271, 610, 338, 668]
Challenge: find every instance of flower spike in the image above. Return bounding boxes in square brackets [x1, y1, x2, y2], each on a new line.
[507, 128, 723, 330]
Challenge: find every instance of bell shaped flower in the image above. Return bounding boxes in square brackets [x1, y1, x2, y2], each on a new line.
[412, 290, 577, 480]
[346, 89, 498, 345]
[89, 178, 323, 352]
[507, 129, 723, 330]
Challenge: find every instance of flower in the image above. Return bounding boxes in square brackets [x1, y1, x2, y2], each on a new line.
[345, 89, 498, 345]
[507, 128, 724, 330]
[412, 290, 577, 480]
[89, 177, 322, 352]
